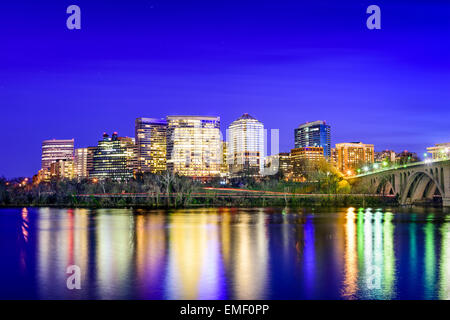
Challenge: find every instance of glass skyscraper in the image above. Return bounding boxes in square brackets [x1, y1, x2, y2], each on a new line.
[90, 133, 134, 180]
[227, 113, 265, 175]
[294, 121, 331, 159]
[166, 116, 221, 178]
[135, 118, 168, 174]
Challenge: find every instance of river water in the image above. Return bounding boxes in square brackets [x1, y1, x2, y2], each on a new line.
[0, 206, 449, 300]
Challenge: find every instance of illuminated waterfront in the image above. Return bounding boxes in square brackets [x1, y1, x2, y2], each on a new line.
[0, 207, 449, 299]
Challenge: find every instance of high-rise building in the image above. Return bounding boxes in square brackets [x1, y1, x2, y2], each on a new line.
[330, 147, 338, 167]
[221, 141, 229, 176]
[135, 118, 167, 174]
[294, 121, 331, 159]
[118, 136, 138, 173]
[166, 116, 221, 178]
[264, 152, 292, 179]
[50, 159, 74, 180]
[335, 142, 374, 174]
[74, 148, 89, 179]
[291, 147, 325, 180]
[41, 139, 74, 170]
[90, 133, 134, 180]
[427, 143, 450, 160]
[86, 146, 96, 176]
[227, 113, 265, 175]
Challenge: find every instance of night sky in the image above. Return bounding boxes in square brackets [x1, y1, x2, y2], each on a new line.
[0, 1, 449, 178]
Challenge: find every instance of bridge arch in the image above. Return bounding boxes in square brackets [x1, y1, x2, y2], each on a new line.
[374, 176, 395, 195]
[400, 170, 444, 205]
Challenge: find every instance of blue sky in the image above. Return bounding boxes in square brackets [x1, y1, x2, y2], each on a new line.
[0, 1, 449, 178]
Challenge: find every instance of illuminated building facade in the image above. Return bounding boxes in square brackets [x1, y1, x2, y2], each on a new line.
[221, 141, 229, 176]
[135, 118, 167, 174]
[395, 150, 419, 165]
[118, 136, 138, 173]
[74, 148, 89, 178]
[291, 147, 324, 179]
[265, 152, 292, 179]
[335, 142, 374, 173]
[34, 169, 52, 184]
[90, 133, 134, 180]
[294, 121, 331, 159]
[41, 139, 74, 171]
[166, 116, 221, 178]
[86, 146, 96, 176]
[279, 152, 293, 178]
[427, 143, 450, 160]
[50, 159, 75, 180]
[227, 113, 265, 175]
[331, 147, 338, 167]
[375, 150, 396, 164]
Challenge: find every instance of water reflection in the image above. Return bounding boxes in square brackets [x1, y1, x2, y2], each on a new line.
[440, 217, 450, 299]
[1, 207, 450, 299]
[342, 207, 357, 298]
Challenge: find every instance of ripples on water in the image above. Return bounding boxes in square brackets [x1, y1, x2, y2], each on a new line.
[0, 207, 449, 300]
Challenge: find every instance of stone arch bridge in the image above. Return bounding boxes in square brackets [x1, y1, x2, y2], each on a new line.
[349, 160, 450, 207]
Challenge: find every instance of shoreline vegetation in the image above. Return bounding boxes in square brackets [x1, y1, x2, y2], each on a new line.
[0, 195, 398, 209]
[1, 171, 404, 209]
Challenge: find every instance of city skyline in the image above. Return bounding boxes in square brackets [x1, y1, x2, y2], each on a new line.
[4, 112, 448, 179]
[1, 1, 449, 178]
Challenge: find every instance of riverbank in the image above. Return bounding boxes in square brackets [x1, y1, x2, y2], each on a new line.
[0, 194, 399, 209]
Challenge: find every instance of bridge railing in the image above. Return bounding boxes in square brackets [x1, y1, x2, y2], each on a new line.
[351, 158, 449, 178]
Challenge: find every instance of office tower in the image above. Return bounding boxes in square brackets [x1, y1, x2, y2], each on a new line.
[427, 143, 450, 160]
[330, 147, 338, 167]
[166, 116, 221, 178]
[118, 136, 138, 173]
[90, 133, 134, 180]
[294, 121, 331, 158]
[290, 147, 325, 180]
[41, 139, 74, 170]
[221, 141, 229, 176]
[335, 142, 374, 174]
[50, 159, 75, 180]
[227, 113, 265, 175]
[86, 146, 96, 176]
[74, 148, 89, 178]
[135, 118, 167, 174]
[265, 152, 292, 179]
[278, 152, 293, 178]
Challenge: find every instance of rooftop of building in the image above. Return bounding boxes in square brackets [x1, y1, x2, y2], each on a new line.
[166, 115, 220, 121]
[433, 142, 450, 147]
[335, 142, 374, 147]
[298, 120, 328, 128]
[42, 139, 74, 143]
[135, 117, 167, 124]
[237, 113, 257, 120]
[229, 113, 263, 126]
